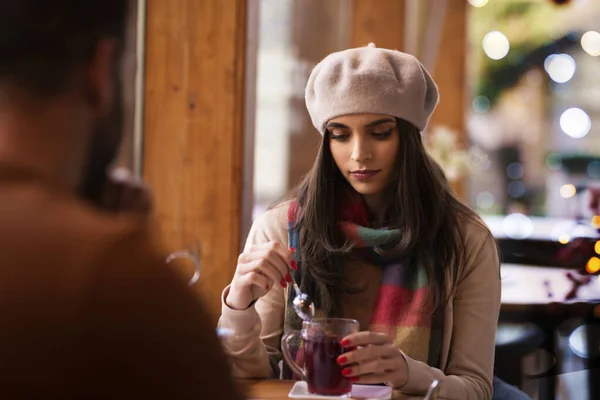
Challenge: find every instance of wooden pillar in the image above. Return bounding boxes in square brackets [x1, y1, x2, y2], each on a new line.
[427, 0, 467, 135]
[426, 0, 468, 199]
[351, 0, 405, 49]
[142, 0, 247, 319]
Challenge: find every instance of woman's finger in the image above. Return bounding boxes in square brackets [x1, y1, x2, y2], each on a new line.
[341, 358, 397, 378]
[348, 372, 390, 385]
[259, 249, 291, 281]
[238, 256, 288, 284]
[341, 331, 390, 348]
[242, 271, 270, 290]
[249, 242, 294, 269]
[338, 343, 396, 366]
[238, 244, 293, 282]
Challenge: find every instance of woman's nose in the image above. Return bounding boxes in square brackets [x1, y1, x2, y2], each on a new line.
[351, 138, 372, 162]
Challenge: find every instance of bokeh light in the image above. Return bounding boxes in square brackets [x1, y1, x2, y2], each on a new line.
[581, 31, 600, 57]
[586, 257, 600, 274]
[476, 192, 495, 209]
[502, 213, 533, 239]
[560, 108, 591, 139]
[483, 31, 510, 60]
[468, 0, 489, 7]
[560, 184, 576, 198]
[507, 162, 523, 180]
[544, 54, 576, 83]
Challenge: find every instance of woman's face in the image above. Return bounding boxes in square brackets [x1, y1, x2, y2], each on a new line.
[327, 113, 399, 201]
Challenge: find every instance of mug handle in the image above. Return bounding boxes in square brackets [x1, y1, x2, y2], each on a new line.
[281, 331, 307, 381]
[166, 248, 201, 286]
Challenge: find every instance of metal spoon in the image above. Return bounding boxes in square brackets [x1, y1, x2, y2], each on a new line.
[288, 270, 315, 321]
[423, 379, 440, 400]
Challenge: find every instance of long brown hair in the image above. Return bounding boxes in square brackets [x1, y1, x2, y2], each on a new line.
[284, 118, 485, 317]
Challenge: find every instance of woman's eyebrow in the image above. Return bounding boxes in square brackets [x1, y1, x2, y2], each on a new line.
[326, 122, 349, 129]
[365, 118, 395, 128]
[326, 118, 395, 129]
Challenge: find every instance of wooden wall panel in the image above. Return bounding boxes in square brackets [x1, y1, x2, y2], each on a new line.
[143, 0, 246, 319]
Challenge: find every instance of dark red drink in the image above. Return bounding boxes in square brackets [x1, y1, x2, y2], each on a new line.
[281, 318, 359, 397]
[304, 331, 352, 396]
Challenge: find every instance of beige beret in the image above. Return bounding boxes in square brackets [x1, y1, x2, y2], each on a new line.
[305, 43, 439, 134]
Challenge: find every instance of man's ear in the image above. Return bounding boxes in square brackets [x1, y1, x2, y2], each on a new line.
[85, 38, 120, 117]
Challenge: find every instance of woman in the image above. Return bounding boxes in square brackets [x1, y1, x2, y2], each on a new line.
[220, 44, 506, 399]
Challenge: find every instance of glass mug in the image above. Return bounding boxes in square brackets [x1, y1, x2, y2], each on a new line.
[166, 243, 201, 286]
[282, 318, 359, 397]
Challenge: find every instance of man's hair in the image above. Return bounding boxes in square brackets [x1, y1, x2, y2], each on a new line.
[0, 1, 129, 95]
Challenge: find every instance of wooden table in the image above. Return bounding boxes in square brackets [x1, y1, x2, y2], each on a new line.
[501, 264, 600, 306]
[238, 379, 422, 400]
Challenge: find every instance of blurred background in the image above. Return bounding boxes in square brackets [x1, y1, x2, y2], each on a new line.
[126, 1, 600, 398]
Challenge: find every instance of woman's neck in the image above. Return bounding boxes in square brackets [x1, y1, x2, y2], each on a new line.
[362, 193, 386, 227]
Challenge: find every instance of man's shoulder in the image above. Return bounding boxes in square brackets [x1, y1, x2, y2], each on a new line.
[0, 181, 155, 276]
[0, 181, 165, 329]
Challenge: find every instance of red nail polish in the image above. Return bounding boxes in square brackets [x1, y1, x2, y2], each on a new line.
[348, 377, 359, 382]
[341, 368, 352, 376]
[290, 247, 296, 253]
[285, 273, 292, 283]
[291, 260, 298, 271]
[265, 284, 269, 290]
[337, 356, 347, 365]
[340, 339, 351, 347]
[280, 279, 287, 288]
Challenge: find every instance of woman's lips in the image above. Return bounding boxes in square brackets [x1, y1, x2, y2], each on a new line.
[349, 170, 380, 180]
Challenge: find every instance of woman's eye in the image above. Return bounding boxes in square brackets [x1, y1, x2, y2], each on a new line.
[330, 133, 349, 141]
[372, 129, 393, 139]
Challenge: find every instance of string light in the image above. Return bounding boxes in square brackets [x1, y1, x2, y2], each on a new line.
[586, 257, 600, 274]
[559, 234, 570, 244]
[560, 184, 576, 198]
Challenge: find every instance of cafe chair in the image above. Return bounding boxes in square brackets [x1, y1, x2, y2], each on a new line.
[494, 322, 545, 388]
[493, 376, 532, 400]
[568, 322, 600, 359]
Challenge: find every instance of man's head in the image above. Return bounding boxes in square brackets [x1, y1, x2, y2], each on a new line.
[0, 0, 130, 201]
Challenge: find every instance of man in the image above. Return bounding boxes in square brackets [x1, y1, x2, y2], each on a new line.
[0, 1, 243, 399]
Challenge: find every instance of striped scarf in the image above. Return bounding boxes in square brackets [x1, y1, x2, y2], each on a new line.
[281, 197, 443, 379]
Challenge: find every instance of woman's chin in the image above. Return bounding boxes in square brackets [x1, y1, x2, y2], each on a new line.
[348, 182, 385, 196]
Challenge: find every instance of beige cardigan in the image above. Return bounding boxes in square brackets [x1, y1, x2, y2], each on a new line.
[219, 203, 501, 399]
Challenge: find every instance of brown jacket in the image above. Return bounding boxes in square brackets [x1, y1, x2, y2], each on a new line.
[0, 170, 242, 400]
[219, 202, 501, 400]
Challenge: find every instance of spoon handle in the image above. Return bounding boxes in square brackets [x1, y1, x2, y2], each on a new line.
[423, 379, 440, 400]
[288, 270, 302, 296]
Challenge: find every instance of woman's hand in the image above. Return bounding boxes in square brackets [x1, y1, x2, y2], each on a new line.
[226, 241, 296, 310]
[337, 331, 408, 388]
